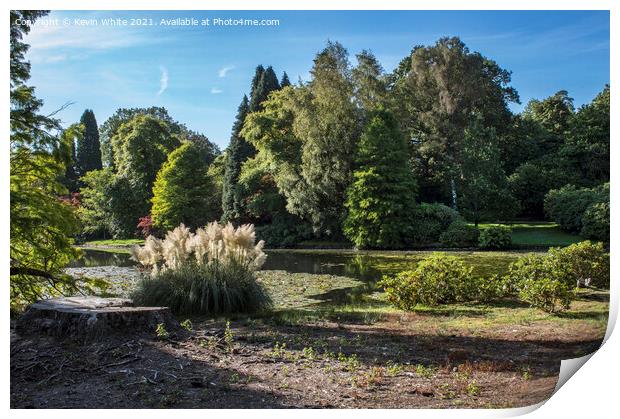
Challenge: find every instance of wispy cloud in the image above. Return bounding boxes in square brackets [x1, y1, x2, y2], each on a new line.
[211, 87, 223, 94]
[218, 65, 235, 78]
[158, 66, 169, 96]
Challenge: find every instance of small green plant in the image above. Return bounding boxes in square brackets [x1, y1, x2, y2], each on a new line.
[228, 372, 240, 384]
[180, 319, 193, 332]
[478, 225, 512, 249]
[271, 341, 288, 358]
[467, 380, 480, 396]
[415, 364, 436, 379]
[302, 346, 317, 361]
[155, 323, 169, 340]
[338, 352, 361, 372]
[386, 361, 404, 377]
[521, 366, 532, 380]
[224, 320, 234, 351]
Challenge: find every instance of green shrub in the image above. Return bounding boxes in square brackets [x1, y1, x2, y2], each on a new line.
[131, 260, 272, 315]
[548, 241, 610, 288]
[478, 225, 512, 249]
[544, 183, 608, 233]
[580, 202, 609, 242]
[506, 254, 575, 313]
[379, 253, 492, 309]
[255, 215, 313, 248]
[409, 203, 462, 245]
[439, 222, 480, 248]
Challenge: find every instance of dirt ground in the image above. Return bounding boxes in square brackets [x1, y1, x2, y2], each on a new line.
[10, 310, 604, 409]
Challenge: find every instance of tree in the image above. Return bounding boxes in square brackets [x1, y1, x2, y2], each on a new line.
[280, 72, 291, 88]
[249, 66, 280, 112]
[77, 168, 116, 238]
[562, 85, 610, 184]
[243, 42, 362, 238]
[393, 37, 518, 207]
[343, 109, 418, 249]
[76, 109, 102, 174]
[352, 50, 388, 113]
[100, 106, 188, 168]
[60, 123, 82, 193]
[222, 95, 252, 222]
[109, 114, 181, 233]
[523, 90, 574, 142]
[152, 142, 220, 230]
[458, 118, 518, 224]
[10, 11, 80, 308]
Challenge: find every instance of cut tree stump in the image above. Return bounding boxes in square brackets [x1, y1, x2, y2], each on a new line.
[15, 297, 179, 340]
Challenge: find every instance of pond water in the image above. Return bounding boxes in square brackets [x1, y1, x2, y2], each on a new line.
[70, 248, 528, 282]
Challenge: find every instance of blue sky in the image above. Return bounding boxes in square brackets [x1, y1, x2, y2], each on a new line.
[25, 10, 609, 149]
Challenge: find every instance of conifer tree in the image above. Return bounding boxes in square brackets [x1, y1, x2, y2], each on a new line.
[249, 66, 280, 112]
[344, 109, 418, 249]
[76, 109, 102, 175]
[221, 96, 252, 222]
[280, 71, 291, 88]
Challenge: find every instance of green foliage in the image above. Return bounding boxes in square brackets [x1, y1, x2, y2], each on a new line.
[76, 109, 102, 175]
[409, 203, 462, 245]
[544, 183, 608, 233]
[478, 226, 512, 249]
[581, 202, 609, 242]
[156, 323, 169, 339]
[379, 254, 493, 309]
[439, 222, 480, 248]
[77, 168, 115, 238]
[505, 254, 574, 313]
[343, 109, 418, 249]
[10, 11, 81, 309]
[548, 241, 610, 289]
[151, 141, 220, 230]
[131, 261, 272, 315]
[255, 215, 313, 248]
[459, 118, 519, 223]
[523, 90, 574, 150]
[508, 157, 574, 218]
[222, 95, 253, 223]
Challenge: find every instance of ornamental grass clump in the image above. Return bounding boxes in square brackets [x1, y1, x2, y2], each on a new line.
[130, 222, 271, 315]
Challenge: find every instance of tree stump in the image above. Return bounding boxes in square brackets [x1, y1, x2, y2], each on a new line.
[15, 297, 179, 340]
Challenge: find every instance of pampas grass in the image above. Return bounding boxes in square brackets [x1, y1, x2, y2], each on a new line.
[130, 222, 271, 315]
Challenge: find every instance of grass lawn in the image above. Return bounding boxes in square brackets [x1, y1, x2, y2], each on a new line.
[475, 221, 583, 247]
[83, 238, 145, 247]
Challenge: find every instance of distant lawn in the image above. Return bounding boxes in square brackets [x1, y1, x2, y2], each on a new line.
[475, 221, 583, 247]
[83, 238, 144, 247]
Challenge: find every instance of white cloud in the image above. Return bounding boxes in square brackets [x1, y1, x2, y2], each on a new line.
[211, 87, 223, 94]
[157, 66, 169, 96]
[218, 65, 235, 78]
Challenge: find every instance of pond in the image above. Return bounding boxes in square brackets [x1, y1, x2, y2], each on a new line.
[71, 248, 531, 282]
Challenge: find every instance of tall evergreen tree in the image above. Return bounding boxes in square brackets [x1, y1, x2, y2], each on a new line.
[249, 66, 280, 112]
[76, 109, 102, 175]
[221, 96, 251, 222]
[280, 72, 291, 88]
[343, 109, 418, 249]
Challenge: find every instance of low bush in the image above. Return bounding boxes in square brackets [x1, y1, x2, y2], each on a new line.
[379, 253, 494, 309]
[506, 254, 574, 313]
[544, 183, 608, 233]
[130, 223, 271, 315]
[548, 241, 610, 288]
[439, 222, 480, 248]
[408, 203, 462, 245]
[478, 225, 512, 249]
[580, 202, 609, 242]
